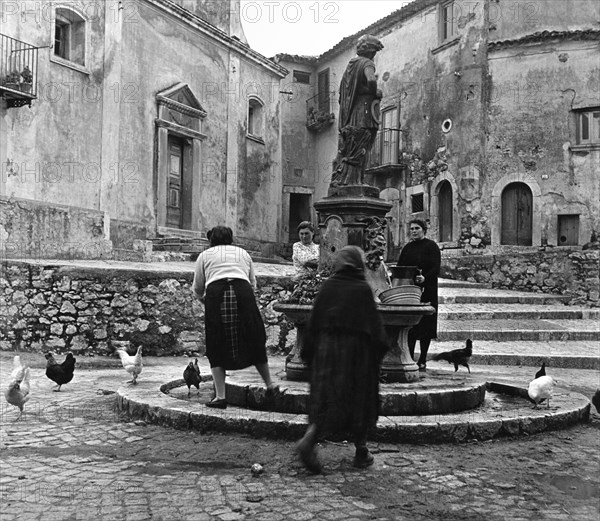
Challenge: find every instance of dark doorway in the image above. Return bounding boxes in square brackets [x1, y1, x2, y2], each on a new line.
[501, 182, 533, 245]
[438, 181, 453, 242]
[289, 193, 311, 242]
[317, 69, 330, 113]
[166, 136, 192, 229]
[558, 215, 579, 246]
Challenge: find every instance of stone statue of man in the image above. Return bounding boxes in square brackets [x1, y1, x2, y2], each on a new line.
[330, 35, 384, 194]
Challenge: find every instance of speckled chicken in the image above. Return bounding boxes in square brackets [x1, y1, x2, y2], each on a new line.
[5, 366, 31, 420]
[116, 346, 143, 384]
[45, 352, 76, 391]
[183, 358, 201, 396]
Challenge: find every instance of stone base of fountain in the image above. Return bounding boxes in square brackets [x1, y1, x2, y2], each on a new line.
[116, 359, 592, 443]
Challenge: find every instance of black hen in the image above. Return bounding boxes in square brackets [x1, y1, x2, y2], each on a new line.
[431, 339, 473, 373]
[45, 352, 76, 391]
[592, 389, 600, 414]
[183, 358, 201, 397]
[534, 362, 546, 379]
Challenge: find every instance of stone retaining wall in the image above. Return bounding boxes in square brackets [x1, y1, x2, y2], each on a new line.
[0, 261, 295, 356]
[441, 249, 599, 306]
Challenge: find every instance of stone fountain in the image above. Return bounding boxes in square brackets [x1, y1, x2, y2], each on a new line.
[274, 34, 436, 386]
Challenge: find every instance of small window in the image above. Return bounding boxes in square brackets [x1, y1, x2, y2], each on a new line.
[53, 8, 86, 66]
[293, 70, 311, 84]
[248, 97, 264, 139]
[439, 1, 458, 44]
[575, 108, 600, 145]
[411, 193, 424, 213]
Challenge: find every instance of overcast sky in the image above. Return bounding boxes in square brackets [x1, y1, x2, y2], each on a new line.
[240, 1, 411, 57]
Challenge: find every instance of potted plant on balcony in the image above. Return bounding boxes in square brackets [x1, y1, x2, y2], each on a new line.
[4, 70, 21, 91]
[20, 66, 33, 93]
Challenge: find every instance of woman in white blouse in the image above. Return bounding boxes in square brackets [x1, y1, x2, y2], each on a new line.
[192, 226, 278, 408]
[292, 221, 320, 278]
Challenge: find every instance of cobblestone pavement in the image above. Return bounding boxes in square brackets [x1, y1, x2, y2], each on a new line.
[1, 357, 599, 521]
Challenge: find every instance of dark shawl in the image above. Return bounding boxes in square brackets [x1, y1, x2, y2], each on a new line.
[300, 247, 388, 437]
[301, 247, 388, 364]
[397, 237, 441, 339]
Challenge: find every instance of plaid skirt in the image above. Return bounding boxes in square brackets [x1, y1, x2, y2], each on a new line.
[204, 278, 267, 370]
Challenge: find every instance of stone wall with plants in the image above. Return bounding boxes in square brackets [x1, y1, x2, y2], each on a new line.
[441, 249, 600, 306]
[0, 261, 295, 356]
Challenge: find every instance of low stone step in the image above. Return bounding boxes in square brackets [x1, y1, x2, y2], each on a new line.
[436, 319, 600, 342]
[439, 288, 570, 305]
[437, 305, 600, 321]
[438, 279, 489, 289]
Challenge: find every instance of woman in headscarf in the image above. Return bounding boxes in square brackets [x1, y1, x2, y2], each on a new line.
[296, 246, 389, 473]
[192, 226, 278, 408]
[397, 219, 441, 371]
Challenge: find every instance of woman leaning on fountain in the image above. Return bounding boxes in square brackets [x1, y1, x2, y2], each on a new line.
[192, 226, 279, 409]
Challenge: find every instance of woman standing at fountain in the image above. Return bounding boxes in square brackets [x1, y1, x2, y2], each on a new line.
[192, 226, 278, 408]
[292, 221, 319, 278]
[397, 219, 441, 371]
[296, 246, 388, 473]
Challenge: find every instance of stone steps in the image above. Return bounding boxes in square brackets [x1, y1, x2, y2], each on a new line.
[438, 304, 600, 321]
[437, 318, 600, 341]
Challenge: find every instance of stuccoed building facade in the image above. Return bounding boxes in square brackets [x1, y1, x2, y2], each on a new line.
[276, 0, 599, 257]
[0, 0, 287, 259]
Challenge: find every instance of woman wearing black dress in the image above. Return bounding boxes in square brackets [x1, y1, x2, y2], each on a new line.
[397, 219, 441, 371]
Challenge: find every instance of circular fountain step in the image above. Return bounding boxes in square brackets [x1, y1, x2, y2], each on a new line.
[115, 360, 591, 443]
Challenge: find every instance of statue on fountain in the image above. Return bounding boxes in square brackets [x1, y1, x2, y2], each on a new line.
[329, 35, 384, 197]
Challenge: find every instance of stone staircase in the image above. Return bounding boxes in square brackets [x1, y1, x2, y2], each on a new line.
[431, 280, 600, 369]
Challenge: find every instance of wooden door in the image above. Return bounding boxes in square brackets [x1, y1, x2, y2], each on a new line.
[438, 181, 453, 242]
[166, 139, 183, 228]
[501, 182, 532, 245]
[558, 215, 579, 246]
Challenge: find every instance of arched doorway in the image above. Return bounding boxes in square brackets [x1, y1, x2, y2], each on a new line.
[438, 180, 453, 242]
[501, 182, 533, 245]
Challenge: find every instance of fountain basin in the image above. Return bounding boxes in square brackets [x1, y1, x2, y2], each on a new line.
[274, 302, 435, 382]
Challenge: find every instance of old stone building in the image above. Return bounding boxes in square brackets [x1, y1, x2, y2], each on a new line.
[276, 0, 599, 256]
[0, 0, 287, 258]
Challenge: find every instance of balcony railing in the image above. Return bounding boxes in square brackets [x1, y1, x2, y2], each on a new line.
[0, 33, 39, 108]
[366, 128, 402, 170]
[306, 91, 335, 132]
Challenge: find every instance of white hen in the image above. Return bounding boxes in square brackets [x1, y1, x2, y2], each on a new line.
[116, 346, 143, 384]
[5, 366, 31, 420]
[528, 373, 555, 409]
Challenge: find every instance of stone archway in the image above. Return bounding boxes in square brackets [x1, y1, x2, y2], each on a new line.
[491, 173, 542, 247]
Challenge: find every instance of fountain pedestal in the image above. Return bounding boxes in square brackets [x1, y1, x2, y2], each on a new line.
[273, 302, 435, 382]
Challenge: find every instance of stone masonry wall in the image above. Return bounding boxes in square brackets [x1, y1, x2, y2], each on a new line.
[441, 249, 599, 307]
[0, 261, 295, 356]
